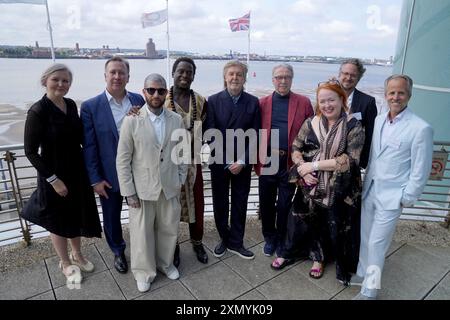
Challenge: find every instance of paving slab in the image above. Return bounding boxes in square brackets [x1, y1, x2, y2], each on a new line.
[181, 262, 252, 300]
[387, 241, 405, 257]
[176, 240, 220, 278]
[0, 259, 51, 300]
[236, 289, 267, 300]
[93, 239, 130, 270]
[27, 290, 55, 300]
[54, 271, 125, 300]
[410, 244, 450, 263]
[224, 243, 288, 287]
[46, 244, 107, 288]
[425, 272, 450, 300]
[109, 265, 173, 300]
[257, 268, 332, 300]
[294, 261, 347, 296]
[360, 244, 450, 300]
[136, 281, 196, 300]
[332, 285, 361, 300]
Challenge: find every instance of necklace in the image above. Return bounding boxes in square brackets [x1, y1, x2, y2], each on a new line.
[169, 86, 197, 131]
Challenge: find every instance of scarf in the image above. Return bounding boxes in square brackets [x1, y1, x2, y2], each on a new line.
[309, 113, 348, 207]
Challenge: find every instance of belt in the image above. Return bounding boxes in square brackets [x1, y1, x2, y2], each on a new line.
[271, 149, 288, 157]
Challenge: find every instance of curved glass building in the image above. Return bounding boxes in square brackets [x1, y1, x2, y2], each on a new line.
[393, 0, 450, 141]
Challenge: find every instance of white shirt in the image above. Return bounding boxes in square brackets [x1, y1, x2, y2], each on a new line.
[347, 90, 354, 109]
[380, 107, 409, 149]
[148, 107, 165, 145]
[105, 90, 132, 134]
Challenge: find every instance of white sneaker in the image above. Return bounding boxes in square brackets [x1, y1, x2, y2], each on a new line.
[136, 281, 151, 293]
[166, 265, 179, 280]
[352, 293, 376, 300]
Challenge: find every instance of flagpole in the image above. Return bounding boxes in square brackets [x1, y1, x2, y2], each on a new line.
[247, 11, 251, 68]
[44, 0, 55, 62]
[166, 0, 170, 87]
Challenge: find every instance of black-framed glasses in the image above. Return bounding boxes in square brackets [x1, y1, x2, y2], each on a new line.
[145, 87, 168, 96]
[317, 79, 342, 87]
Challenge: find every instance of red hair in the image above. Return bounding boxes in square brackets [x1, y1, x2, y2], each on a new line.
[315, 82, 348, 116]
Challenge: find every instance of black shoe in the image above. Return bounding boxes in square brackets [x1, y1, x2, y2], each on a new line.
[114, 253, 128, 274]
[173, 244, 180, 268]
[227, 246, 255, 260]
[193, 243, 208, 264]
[213, 241, 227, 258]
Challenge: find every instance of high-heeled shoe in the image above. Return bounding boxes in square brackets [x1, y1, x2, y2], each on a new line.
[69, 252, 95, 272]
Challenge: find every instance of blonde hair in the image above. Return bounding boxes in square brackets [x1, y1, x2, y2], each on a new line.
[40, 63, 73, 87]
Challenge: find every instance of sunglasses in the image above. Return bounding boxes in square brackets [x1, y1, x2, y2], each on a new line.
[317, 79, 342, 87]
[145, 87, 168, 96]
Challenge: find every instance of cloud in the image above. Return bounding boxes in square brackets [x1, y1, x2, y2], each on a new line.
[291, 0, 319, 15]
[318, 20, 354, 34]
[0, 0, 402, 59]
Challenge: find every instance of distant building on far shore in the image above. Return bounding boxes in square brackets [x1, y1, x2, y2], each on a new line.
[32, 41, 51, 58]
[146, 38, 158, 58]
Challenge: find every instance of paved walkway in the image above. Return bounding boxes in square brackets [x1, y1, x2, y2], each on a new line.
[1, 219, 449, 300]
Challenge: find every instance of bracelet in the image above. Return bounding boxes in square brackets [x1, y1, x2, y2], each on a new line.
[312, 161, 319, 171]
[46, 174, 58, 184]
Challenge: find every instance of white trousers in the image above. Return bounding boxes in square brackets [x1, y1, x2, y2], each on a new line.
[129, 192, 181, 284]
[357, 184, 402, 298]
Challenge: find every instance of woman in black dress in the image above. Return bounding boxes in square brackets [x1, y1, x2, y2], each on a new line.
[271, 80, 364, 285]
[21, 64, 102, 284]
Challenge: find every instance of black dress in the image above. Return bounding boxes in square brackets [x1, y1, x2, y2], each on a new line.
[280, 116, 364, 283]
[21, 95, 102, 239]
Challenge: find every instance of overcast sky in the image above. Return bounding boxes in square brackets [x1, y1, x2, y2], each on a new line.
[0, 0, 403, 59]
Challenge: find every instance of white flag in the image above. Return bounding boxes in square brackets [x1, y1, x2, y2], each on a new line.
[0, 0, 46, 4]
[141, 8, 167, 28]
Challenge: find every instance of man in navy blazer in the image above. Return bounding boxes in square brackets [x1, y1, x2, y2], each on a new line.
[80, 56, 145, 273]
[338, 58, 378, 169]
[205, 60, 261, 260]
[338, 58, 378, 272]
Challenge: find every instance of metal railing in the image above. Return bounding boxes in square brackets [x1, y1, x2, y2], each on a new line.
[1, 142, 449, 247]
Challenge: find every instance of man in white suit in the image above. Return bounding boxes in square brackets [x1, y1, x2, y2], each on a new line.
[116, 73, 188, 293]
[354, 74, 433, 300]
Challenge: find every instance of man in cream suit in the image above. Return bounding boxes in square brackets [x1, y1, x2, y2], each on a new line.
[116, 73, 188, 293]
[354, 75, 433, 300]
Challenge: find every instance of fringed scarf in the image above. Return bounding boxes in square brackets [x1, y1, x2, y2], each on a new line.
[309, 113, 348, 207]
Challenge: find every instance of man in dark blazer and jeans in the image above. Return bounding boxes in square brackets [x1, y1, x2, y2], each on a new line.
[338, 58, 377, 272]
[205, 60, 261, 260]
[81, 56, 145, 273]
[255, 63, 314, 257]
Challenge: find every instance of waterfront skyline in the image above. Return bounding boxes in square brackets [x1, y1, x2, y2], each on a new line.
[0, 0, 402, 59]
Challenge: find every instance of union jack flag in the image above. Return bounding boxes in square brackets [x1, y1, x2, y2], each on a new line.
[228, 12, 250, 32]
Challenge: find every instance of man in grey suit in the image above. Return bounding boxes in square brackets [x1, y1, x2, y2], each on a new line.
[353, 75, 433, 300]
[116, 73, 188, 293]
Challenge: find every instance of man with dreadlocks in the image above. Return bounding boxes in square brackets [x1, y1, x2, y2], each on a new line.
[165, 57, 208, 266]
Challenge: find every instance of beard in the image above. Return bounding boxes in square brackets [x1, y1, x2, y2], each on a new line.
[146, 98, 165, 109]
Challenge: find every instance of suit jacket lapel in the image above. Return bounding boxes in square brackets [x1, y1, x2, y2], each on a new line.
[101, 93, 119, 142]
[350, 89, 360, 113]
[287, 93, 298, 139]
[161, 110, 172, 148]
[377, 110, 411, 158]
